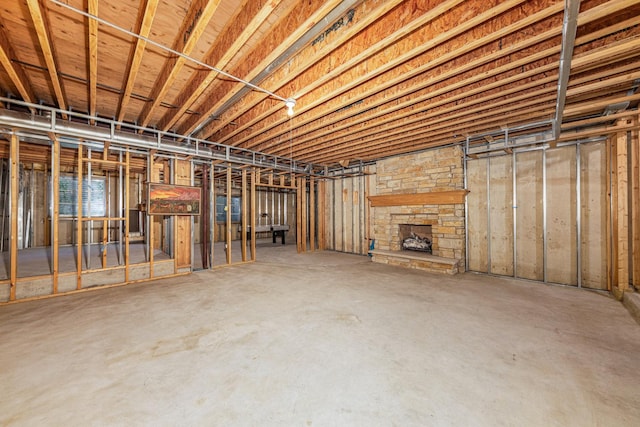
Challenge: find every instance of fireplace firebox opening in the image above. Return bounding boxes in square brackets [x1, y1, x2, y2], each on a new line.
[399, 224, 432, 254]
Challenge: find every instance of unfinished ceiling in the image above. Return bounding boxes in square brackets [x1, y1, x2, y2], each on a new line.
[0, 0, 639, 168]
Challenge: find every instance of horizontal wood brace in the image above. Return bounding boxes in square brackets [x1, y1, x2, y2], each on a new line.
[368, 189, 469, 207]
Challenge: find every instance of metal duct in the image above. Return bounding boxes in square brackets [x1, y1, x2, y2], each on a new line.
[553, 0, 581, 139]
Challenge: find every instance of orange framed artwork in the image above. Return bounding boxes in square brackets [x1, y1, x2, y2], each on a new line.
[148, 183, 201, 215]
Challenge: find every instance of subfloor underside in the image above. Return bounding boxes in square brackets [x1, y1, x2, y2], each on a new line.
[1, 246, 639, 426]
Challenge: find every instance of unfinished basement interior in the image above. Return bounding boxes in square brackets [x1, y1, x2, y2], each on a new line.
[1, 0, 640, 424]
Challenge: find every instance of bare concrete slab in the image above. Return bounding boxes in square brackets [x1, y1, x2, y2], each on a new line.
[1, 246, 639, 426]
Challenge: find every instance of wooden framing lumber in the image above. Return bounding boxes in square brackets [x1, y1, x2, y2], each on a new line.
[0, 26, 36, 109]
[26, 0, 67, 115]
[52, 136, 59, 292]
[179, 0, 344, 136]
[226, 166, 232, 265]
[125, 150, 130, 281]
[241, 169, 247, 262]
[117, 0, 159, 124]
[616, 125, 629, 291]
[632, 118, 640, 288]
[310, 176, 315, 252]
[251, 168, 256, 261]
[158, 0, 283, 131]
[137, 0, 222, 129]
[9, 134, 18, 300]
[76, 144, 83, 289]
[368, 190, 469, 207]
[87, 0, 98, 122]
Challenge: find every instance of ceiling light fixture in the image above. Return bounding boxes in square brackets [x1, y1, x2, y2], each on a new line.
[285, 98, 296, 117]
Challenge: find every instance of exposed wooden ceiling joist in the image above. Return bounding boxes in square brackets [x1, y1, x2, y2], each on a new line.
[0, 0, 639, 168]
[26, 0, 67, 116]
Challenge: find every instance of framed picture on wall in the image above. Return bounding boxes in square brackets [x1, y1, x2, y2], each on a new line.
[147, 183, 201, 215]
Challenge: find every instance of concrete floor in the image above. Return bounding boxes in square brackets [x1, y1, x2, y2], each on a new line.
[1, 246, 639, 426]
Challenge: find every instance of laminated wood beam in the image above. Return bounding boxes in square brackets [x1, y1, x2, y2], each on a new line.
[158, 0, 283, 131]
[87, 0, 98, 122]
[116, 0, 159, 124]
[26, 0, 67, 116]
[369, 190, 469, 207]
[179, 0, 344, 136]
[137, 0, 222, 129]
[0, 26, 36, 110]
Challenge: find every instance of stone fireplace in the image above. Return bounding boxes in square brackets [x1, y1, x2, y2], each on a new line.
[368, 146, 467, 274]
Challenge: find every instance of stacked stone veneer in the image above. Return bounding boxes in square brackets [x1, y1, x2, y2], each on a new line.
[373, 145, 466, 273]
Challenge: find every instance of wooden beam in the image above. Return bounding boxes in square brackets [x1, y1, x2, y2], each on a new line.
[616, 124, 629, 291]
[179, 0, 344, 136]
[76, 144, 83, 289]
[26, 0, 67, 115]
[137, 0, 222, 129]
[301, 177, 307, 252]
[52, 136, 60, 292]
[310, 176, 315, 252]
[250, 168, 256, 261]
[241, 169, 247, 262]
[368, 190, 469, 207]
[632, 117, 640, 288]
[117, 0, 159, 124]
[296, 177, 302, 253]
[9, 134, 18, 301]
[124, 150, 130, 281]
[226, 166, 232, 265]
[87, 0, 98, 122]
[158, 0, 283, 131]
[233, 0, 537, 150]
[0, 26, 36, 109]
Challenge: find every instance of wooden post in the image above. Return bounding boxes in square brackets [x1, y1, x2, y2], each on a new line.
[9, 134, 18, 300]
[318, 180, 325, 250]
[296, 177, 302, 253]
[52, 136, 60, 293]
[301, 177, 307, 252]
[250, 168, 256, 261]
[174, 159, 192, 269]
[241, 169, 247, 262]
[616, 126, 629, 291]
[631, 120, 640, 288]
[124, 149, 130, 282]
[606, 137, 617, 291]
[76, 144, 83, 289]
[226, 167, 232, 265]
[101, 147, 108, 269]
[310, 176, 315, 251]
[148, 155, 155, 278]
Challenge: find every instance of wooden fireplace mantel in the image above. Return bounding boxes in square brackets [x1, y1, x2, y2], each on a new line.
[367, 190, 469, 207]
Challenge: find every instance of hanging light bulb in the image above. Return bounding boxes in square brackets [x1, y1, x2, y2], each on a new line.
[285, 98, 296, 117]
